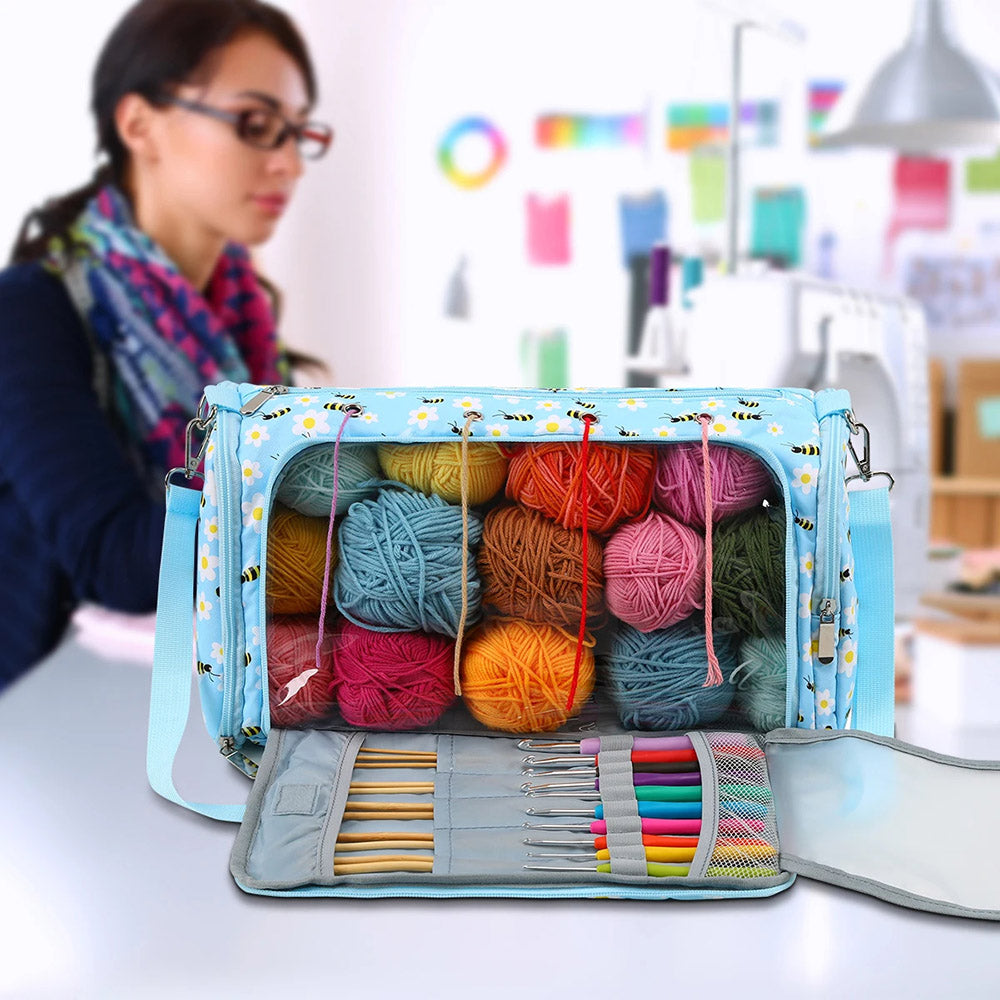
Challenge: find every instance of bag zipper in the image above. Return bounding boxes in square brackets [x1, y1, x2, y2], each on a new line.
[241, 384, 289, 416]
[815, 411, 849, 665]
[216, 406, 248, 756]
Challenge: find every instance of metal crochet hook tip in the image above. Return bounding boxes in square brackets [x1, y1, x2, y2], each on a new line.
[523, 865, 600, 873]
[526, 852, 599, 860]
[517, 740, 583, 752]
[521, 755, 597, 767]
[521, 767, 598, 778]
[523, 791, 601, 800]
[521, 780, 594, 792]
[522, 839, 592, 848]
[522, 822, 593, 831]
[525, 808, 594, 817]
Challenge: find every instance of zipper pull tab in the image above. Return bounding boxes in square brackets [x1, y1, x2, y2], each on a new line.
[240, 385, 288, 416]
[817, 598, 837, 664]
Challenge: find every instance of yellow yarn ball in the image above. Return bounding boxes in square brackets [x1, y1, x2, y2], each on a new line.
[460, 620, 595, 733]
[377, 441, 509, 505]
[266, 504, 337, 615]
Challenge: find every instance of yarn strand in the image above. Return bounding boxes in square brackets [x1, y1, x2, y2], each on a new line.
[699, 415, 722, 687]
[316, 411, 353, 673]
[566, 415, 595, 712]
[452, 413, 478, 695]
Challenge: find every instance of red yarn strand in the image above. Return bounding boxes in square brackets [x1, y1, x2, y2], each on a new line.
[566, 415, 594, 712]
[452, 414, 477, 696]
[699, 415, 722, 687]
[316, 412, 353, 673]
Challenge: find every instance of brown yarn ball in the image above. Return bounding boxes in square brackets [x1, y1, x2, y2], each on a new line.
[505, 441, 655, 534]
[477, 504, 605, 628]
[460, 619, 595, 733]
[266, 503, 337, 615]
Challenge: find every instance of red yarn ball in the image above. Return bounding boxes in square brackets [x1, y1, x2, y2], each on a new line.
[331, 620, 456, 729]
[505, 441, 655, 534]
[267, 615, 337, 727]
[653, 442, 775, 528]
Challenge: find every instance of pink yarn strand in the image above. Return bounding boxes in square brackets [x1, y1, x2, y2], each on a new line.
[699, 416, 722, 687]
[315, 412, 353, 673]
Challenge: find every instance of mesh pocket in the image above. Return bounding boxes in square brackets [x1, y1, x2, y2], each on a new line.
[704, 731, 781, 878]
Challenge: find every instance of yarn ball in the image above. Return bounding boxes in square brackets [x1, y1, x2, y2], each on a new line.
[604, 511, 704, 632]
[266, 503, 337, 615]
[711, 505, 785, 637]
[377, 441, 509, 505]
[331, 620, 455, 729]
[477, 504, 605, 628]
[506, 441, 655, 534]
[276, 443, 381, 517]
[267, 615, 337, 727]
[334, 488, 483, 636]
[460, 619, 595, 733]
[734, 633, 788, 732]
[653, 442, 775, 528]
[602, 619, 737, 730]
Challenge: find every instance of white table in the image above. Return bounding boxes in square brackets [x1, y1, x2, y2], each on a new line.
[2, 635, 999, 1000]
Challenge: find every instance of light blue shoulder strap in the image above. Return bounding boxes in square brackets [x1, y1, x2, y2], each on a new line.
[848, 485, 895, 738]
[148, 482, 245, 822]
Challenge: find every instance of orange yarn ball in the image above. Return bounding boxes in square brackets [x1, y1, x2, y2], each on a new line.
[477, 504, 605, 628]
[505, 441, 655, 534]
[266, 503, 337, 615]
[460, 619, 595, 733]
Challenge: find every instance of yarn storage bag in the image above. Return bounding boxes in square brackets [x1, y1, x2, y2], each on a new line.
[156, 380, 895, 786]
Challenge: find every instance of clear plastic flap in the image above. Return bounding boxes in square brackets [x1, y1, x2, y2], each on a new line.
[765, 728, 1000, 920]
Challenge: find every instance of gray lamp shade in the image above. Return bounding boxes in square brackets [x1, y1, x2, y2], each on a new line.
[818, 0, 1000, 150]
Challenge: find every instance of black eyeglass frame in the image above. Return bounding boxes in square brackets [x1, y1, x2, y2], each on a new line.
[163, 95, 333, 159]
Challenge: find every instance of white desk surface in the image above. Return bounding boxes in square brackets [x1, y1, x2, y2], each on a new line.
[2, 634, 999, 1000]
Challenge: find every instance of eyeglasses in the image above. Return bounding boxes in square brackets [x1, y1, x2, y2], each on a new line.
[164, 96, 333, 160]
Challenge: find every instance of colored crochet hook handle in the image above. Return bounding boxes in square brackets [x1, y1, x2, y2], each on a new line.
[614, 771, 701, 787]
[596, 863, 690, 877]
[595, 847, 697, 863]
[590, 819, 702, 836]
[595, 802, 702, 820]
[594, 834, 700, 851]
[628, 749, 698, 764]
[633, 785, 702, 803]
[579, 735, 692, 755]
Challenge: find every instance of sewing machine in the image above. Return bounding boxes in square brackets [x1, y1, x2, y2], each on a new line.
[653, 270, 930, 620]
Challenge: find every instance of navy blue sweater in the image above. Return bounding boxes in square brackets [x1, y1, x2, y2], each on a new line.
[0, 262, 165, 690]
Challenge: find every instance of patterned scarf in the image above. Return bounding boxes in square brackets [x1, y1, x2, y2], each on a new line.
[46, 185, 288, 476]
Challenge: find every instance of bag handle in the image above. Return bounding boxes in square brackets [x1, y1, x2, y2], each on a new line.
[846, 484, 894, 738]
[147, 481, 245, 822]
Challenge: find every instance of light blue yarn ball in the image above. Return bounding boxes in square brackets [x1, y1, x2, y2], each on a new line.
[276, 444, 382, 517]
[733, 632, 787, 731]
[334, 488, 483, 637]
[601, 618, 736, 730]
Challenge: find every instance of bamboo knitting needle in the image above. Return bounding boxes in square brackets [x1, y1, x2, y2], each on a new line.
[334, 840, 435, 852]
[360, 747, 437, 758]
[348, 783, 435, 795]
[335, 854, 434, 866]
[336, 831, 435, 843]
[344, 801, 434, 812]
[341, 809, 433, 821]
[334, 860, 434, 875]
[352, 761, 437, 770]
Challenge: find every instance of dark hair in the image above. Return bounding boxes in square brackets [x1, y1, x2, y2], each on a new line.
[10, 0, 316, 264]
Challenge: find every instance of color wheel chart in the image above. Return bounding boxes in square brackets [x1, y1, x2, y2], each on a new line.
[437, 116, 509, 189]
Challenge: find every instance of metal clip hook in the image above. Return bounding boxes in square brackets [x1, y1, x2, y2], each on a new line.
[846, 411, 894, 490]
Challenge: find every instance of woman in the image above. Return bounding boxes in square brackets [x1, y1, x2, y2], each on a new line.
[0, 0, 331, 689]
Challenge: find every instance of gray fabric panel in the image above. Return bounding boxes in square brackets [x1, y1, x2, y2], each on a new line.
[782, 855, 1000, 922]
[433, 734, 452, 875]
[595, 743, 647, 876]
[273, 783, 319, 816]
[687, 732, 718, 879]
[316, 731, 367, 879]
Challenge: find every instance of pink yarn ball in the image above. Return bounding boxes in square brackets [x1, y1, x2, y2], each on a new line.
[653, 443, 775, 528]
[332, 621, 456, 729]
[267, 615, 337, 727]
[604, 511, 704, 632]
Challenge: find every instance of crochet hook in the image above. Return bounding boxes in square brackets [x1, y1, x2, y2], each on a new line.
[521, 761, 698, 776]
[526, 801, 702, 820]
[518, 736, 693, 754]
[520, 750, 697, 768]
[527, 847, 698, 863]
[524, 862, 690, 877]
[523, 834, 700, 849]
[520, 783, 703, 802]
[522, 771, 701, 789]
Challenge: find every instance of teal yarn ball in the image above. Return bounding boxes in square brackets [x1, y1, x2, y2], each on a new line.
[276, 443, 382, 517]
[601, 619, 737, 729]
[733, 633, 788, 731]
[711, 505, 785, 637]
[334, 488, 483, 637]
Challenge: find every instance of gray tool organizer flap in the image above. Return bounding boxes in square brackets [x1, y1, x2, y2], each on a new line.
[765, 728, 1000, 921]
